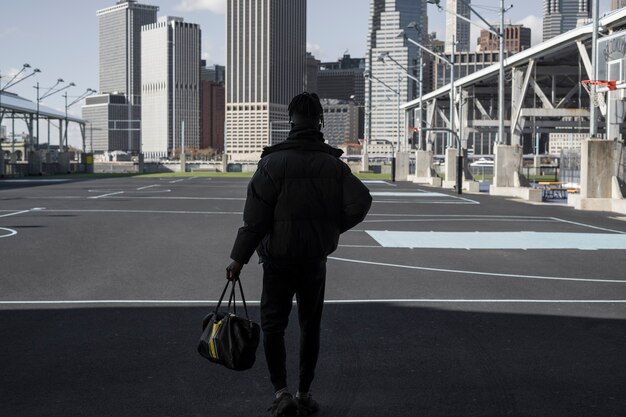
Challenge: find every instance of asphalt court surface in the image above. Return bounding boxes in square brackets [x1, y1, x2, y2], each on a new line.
[1, 176, 625, 416]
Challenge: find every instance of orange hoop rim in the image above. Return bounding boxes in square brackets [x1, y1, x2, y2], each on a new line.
[581, 79, 617, 91]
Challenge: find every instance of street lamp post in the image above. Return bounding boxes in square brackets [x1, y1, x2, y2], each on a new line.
[1, 64, 41, 176]
[64, 88, 96, 151]
[36, 79, 75, 148]
[590, 0, 599, 136]
[365, 70, 401, 180]
[427, 0, 510, 145]
[372, 57, 404, 154]
[379, 50, 424, 151]
[401, 32, 465, 192]
[400, 33, 455, 150]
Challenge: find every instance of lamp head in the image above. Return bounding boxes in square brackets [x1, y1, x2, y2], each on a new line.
[33, 68, 41, 73]
[57, 78, 64, 83]
[23, 63, 31, 69]
[69, 82, 76, 87]
[377, 52, 388, 62]
[407, 21, 421, 34]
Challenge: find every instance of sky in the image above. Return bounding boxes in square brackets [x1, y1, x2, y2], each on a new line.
[0, 0, 613, 148]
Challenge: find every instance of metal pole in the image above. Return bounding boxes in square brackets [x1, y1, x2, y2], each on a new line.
[450, 36, 456, 149]
[397, 74, 401, 153]
[418, 53, 424, 150]
[127, 7, 132, 153]
[36, 82, 40, 148]
[590, 0, 599, 137]
[456, 153, 463, 195]
[172, 22, 176, 159]
[0, 77, 3, 176]
[64, 93, 68, 152]
[362, 75, 372, 172]
[181, 120, 185, 172]
[498, 0, 505, 145]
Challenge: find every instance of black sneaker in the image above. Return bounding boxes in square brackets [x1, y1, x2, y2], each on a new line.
[296, 395, 319, 416]
[269, 392, 298, 417]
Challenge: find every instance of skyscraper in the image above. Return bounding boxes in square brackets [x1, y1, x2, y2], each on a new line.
[141, 16, 201, 159]
[225, 0, 306, 161]
[201, 61, 226, 154]
[318, 54, 366, 139]
[306, 52, 321, 93]
[543, 0, 591, 41]
[83, 0, 158, 153]
[366, 0, 427, 150]
[445, 0, 471, 53]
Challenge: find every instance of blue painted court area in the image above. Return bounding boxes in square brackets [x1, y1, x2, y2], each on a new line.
[366, 230, 626, 250]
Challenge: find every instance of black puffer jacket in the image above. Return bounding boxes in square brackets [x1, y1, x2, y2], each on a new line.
[230, 126, 372, 264]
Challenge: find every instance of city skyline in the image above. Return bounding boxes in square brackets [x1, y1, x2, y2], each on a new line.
[0, 0, 613, 148]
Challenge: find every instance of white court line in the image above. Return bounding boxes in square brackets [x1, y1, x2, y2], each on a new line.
[137, 184, 160, 191]
[328, 256, 626, 284]
[89, 191, 125, 199]
[0, 227, 17, 238]
[0, 299, 625, 306]
[92, 196, 246, 201]
[363, 218, 557, 224]
[374, 200, 479, 205]
[371, 192, 448, 197]
[28, 209, 243, 215]
[362, 180, 396, 186]
[367, 214, 553, 219]
[0, 179, 69, 183]
[0, 210, 31, 218]
[551, 217, 626, 234]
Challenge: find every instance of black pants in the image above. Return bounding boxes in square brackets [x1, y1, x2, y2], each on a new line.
[261, 259, 326, 394]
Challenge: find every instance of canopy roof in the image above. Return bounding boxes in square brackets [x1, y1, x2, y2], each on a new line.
[0, 91, 85, 124]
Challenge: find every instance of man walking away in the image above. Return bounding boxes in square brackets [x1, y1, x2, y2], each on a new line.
[227, 92, 372, 417]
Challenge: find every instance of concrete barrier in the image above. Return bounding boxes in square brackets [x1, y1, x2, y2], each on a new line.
[490, 185, 543, 202]
[412, 176, 442, 187]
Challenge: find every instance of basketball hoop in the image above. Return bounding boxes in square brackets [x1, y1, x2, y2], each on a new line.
[581, 80, 616, 108]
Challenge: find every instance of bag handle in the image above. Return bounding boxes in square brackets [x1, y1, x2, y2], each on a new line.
[214, 280, 231, 312]
[213, 278, 250, 320]
[236, 278, 250, 319]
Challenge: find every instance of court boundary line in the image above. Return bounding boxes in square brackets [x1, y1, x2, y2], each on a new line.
[16, 208, 243, 215]
[0, 227, 17, 238]
[551, 217, 626, 234]
[1, 299, 625, 306]
[328, 256, 626, 284]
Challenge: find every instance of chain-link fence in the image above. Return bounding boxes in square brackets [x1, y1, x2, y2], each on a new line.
[559, 148, 580, 186]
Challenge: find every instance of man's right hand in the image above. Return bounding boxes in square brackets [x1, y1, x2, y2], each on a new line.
[226, 260, 243, 281]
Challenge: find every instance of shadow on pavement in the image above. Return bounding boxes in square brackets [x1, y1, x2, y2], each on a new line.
[1, 304, 624, 417]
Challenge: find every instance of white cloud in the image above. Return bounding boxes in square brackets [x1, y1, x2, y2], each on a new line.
[175, 0, 226, 14]
[516, 15, 543, 47]
[307, 42, 326, 61]
[5, 67, 21, 78]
